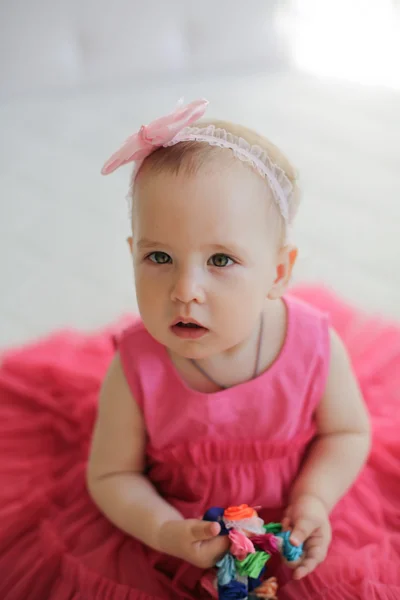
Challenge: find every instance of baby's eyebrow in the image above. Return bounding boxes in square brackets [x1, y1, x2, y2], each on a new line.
[137, 239, 248, 257]
[210, 243, 248, 257]
[137, 238, 169, 250]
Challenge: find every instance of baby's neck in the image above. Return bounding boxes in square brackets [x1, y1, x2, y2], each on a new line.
[169, 299, 288, 393]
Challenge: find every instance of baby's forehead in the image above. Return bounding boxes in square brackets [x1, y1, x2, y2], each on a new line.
[134, 156, 269, 211]
[132, 163, 282, 247]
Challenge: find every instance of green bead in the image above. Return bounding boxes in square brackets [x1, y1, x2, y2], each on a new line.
[235, 551, 270, 578]
[263, 522, 282, 534]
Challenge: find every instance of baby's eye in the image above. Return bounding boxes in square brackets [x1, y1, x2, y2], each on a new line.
[148, 251, 172, 264]
[208, 253, 234, 268]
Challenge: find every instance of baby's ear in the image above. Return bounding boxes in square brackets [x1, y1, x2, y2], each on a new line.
[268, 246, 298, 299]
[127, 237, 133, 254]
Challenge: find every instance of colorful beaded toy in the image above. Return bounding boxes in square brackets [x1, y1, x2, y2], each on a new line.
[203, 505, 304, 599]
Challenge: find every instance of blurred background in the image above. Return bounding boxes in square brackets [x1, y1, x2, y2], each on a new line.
[1, 0, 400, 347]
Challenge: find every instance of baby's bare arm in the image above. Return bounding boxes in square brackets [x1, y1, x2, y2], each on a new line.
[87, 354, 229, 566]
[86, 353, 183, 551]
[290, 328, 371, 512]
[282, 329, 371, 579]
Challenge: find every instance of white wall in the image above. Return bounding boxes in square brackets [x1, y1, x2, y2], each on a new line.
[0, 0, 289, 96]
[1, 1, 400, 346]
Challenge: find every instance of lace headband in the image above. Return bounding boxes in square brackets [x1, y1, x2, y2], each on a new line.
[101, 98, 293, 227]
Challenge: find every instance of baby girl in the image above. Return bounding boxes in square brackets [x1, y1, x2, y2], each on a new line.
[86, 99, 371, 598]
[2, 97, 399, 600]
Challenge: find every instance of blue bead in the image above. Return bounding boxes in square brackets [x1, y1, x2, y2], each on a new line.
[218, 580, 248, 599]
[276, 531, 303, 562]
[248, 566, 266, 591]
[203, 506, 229, 535]
[216, 554, 236, 586]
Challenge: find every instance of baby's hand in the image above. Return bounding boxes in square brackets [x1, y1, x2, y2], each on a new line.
[158, 519, 230, 569]
[281, 494, 331, 580]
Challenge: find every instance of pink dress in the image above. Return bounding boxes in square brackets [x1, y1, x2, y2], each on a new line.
[0, 287, 399, 600]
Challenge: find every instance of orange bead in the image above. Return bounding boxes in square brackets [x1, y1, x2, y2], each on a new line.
[254, 576, 279, 599]
[223, 504, 256, 521]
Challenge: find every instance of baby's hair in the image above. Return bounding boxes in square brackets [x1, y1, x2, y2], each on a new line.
[129, 120, 300, 244]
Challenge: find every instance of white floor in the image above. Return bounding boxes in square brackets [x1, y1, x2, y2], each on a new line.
[1, 70, 400, 348]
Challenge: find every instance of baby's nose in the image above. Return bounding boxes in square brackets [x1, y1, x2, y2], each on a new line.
[170, 268, 206, 304]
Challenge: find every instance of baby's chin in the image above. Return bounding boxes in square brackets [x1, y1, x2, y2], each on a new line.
[167, 339, 217, 361]
[166, 333, 226, 362]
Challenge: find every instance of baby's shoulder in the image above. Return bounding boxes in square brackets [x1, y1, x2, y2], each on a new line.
[286, 293, 329, 337]
[118, 318, 155, 353]
[117, 317, 167, 377]
[284, 294, 330, 374]
[119, 317, 146, 338]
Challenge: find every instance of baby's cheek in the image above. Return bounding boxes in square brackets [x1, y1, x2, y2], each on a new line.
[136, 267, 160, 291]
[138, 281, 163, 307]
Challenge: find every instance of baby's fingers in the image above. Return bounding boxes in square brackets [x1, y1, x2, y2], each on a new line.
[281, 515, 292, 532]
[205, 534, 231, 560]
[194, 534, 230, 569]
[190, 519, 221, 542]
[290, 518, 314, 546]
[293, 557, 318, 580]
[293, 539, 327, 580]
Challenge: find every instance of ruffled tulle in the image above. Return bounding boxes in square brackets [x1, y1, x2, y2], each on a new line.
[1, 287, 400, 599]
[0, 329, 172, 600]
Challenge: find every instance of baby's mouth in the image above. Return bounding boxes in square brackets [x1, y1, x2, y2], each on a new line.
[170, 319, 209, 339]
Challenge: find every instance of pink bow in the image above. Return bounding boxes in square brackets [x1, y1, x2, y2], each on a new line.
[101, 98, 209, 175]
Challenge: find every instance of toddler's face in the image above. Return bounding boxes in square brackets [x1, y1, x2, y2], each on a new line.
[131, 160, 282, 359]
